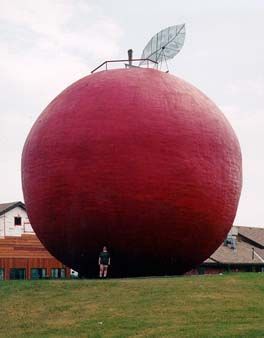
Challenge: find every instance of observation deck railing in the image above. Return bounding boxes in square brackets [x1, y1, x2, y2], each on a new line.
[91, 58, 158, 74]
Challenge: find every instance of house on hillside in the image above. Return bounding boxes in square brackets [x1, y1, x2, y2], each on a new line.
[0, 201, 71, 280]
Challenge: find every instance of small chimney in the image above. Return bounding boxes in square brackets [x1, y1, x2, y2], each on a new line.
[128, 49, 133, 67]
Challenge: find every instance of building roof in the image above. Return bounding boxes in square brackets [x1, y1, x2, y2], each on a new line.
[206, 240, 264, 265]
[237, 226, 264, 248]
[0, 234, 57, 259]
[0, 201, 25, 216]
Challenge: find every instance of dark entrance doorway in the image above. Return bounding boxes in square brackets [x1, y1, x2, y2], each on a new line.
[10, 268, 26, 280]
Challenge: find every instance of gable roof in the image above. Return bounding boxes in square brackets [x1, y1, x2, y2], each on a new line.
[206, 240, 264, 265]
[0, 201, 25, 216]
[238, 226, 264, 248]
[0, 234, 61, 260]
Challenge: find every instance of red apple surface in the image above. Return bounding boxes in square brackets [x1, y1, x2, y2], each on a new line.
[22, 68, 242, 277]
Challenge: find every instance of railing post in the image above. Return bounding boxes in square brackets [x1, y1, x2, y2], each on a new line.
[128, 49, 133, 67]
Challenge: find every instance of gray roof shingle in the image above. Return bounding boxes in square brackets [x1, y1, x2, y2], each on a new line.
[238, 226, 264, 248]
[0, 201, 25, 216]
[207, 240, 264, 264]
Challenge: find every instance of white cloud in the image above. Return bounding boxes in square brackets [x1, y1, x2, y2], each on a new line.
[0, 0, 124, 103]
[227, 80, 264, 99]
[1, 0, 123, 61]
[220, 103, 264, 228]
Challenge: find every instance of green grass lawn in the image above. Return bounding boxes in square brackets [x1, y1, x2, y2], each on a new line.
[0, 273, 263, 337]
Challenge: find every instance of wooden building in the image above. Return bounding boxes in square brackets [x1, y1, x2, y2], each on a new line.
[0, 202, 70, 280]
[189, 226, 264, 275]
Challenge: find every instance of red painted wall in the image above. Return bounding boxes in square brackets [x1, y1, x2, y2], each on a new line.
[22, 68, 242, 277]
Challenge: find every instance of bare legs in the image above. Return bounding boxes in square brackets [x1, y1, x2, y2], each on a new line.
[99, 264, 108, 278]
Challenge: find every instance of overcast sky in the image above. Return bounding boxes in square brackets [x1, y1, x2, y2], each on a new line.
[0, 0, 263, 227]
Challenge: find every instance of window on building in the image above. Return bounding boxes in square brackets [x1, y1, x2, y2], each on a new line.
[14, 217, 22, 226]
[51, 268, 66, 279]
[10, 268, 26, 280]
[0, 268, 4, 280]
[197, 266, 205, 275]
[61, 269, 66, 278]
[31, 268, 46, 280]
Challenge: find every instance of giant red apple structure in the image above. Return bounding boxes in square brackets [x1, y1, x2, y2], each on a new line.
[22, 68, 242, 277]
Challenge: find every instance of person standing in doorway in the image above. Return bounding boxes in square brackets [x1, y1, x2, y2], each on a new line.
[98, 246, 110, 278]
